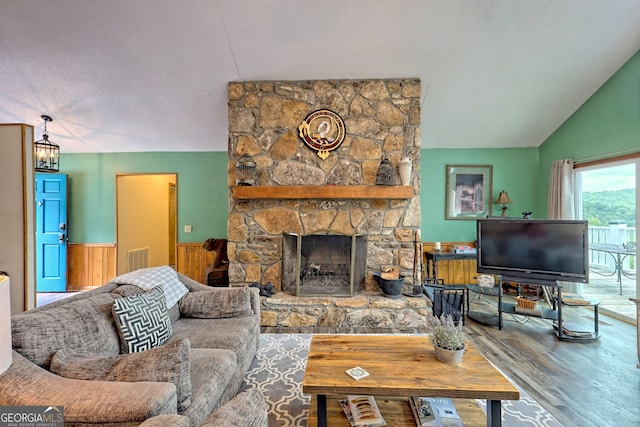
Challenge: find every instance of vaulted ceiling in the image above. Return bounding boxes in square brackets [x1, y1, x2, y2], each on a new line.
[1, 1, 639, 153]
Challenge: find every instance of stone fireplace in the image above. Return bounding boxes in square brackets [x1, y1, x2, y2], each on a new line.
[226, 78, 428, 328]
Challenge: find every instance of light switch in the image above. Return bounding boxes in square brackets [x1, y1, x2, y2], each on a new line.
[184, 225, 192, 233]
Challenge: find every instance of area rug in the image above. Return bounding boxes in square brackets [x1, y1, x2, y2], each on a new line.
[241, 334, 562, 427]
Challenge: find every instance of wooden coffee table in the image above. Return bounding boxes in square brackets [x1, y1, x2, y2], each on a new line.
[302, 335, 520, 427]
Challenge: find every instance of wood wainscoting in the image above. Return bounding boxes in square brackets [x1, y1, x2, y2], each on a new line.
[422, 241, 478, 285]
[67, 243, 117, 290]
[175, 243, 216, 284]
[67, 242, 214, 290]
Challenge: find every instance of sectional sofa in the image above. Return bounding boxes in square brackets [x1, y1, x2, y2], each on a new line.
[0, 267, 266, 427]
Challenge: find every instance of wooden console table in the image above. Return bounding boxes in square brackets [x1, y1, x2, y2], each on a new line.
[303, 334, 520, 427]
[423, 250, 477, 283]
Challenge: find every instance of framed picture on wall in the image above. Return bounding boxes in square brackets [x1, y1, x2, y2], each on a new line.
[445, 164, 493, 220]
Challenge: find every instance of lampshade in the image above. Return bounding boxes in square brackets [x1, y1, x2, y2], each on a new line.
[0, 275, 11, 375]
[34, 114, 60, 173]
[495, 190, 513, 205]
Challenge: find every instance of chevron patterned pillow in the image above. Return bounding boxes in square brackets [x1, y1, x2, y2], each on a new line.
[112, 286, 173, 353]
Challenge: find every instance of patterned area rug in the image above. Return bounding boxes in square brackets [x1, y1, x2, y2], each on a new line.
[242, 334, 563, 427]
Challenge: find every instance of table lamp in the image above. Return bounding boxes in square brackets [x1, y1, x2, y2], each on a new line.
[0, 275, 12, 375]
[495, 190, 513, 217]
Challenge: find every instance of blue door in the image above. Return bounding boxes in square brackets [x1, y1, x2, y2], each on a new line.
[36, 173, 68, 292]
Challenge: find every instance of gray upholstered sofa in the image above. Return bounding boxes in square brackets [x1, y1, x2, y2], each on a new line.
[0, 268, 267, 427]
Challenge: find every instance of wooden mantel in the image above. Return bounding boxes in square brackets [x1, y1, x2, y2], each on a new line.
[231, 185, 414, 200]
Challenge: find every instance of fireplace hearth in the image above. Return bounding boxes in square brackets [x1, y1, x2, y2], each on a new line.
[282, 233, 367, 296]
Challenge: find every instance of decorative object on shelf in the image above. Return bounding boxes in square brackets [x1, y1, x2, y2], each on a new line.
[522, 211, 532, 219]
[427, 314, 466, 363]
[495, 190, 513, 217]
[0, 273, 11, 375]
[235, 154, 257, 186]
[372, 269, 405, 299]
[515, 296, 538, 309]
[398, 157, 412, 186]
[445, 164, 492, 220]
[34, 114, 60, 173]
[434, 241, 441, 252]
[375, 157, 396, 185]
[477, 274, 495, 288]
[297, 109, 346, 159]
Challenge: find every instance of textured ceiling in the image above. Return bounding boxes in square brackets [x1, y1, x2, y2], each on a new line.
[1, 0, 639, 153]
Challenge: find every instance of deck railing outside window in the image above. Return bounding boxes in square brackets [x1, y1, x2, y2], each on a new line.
[588, 225, 636, 272]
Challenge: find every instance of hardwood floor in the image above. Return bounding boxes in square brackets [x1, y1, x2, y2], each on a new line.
[36, 292, 81, 306]
[262, 298, 640, 427]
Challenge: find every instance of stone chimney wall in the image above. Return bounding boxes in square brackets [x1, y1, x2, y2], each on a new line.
[227, 78, 422, 293]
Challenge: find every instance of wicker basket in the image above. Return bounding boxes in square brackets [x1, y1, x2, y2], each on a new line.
[516, 296, 538, 309]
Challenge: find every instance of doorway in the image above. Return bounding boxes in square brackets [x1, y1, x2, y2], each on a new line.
[576, 160, 637, 322]
[35, 173, 68, 292]
[116, 174, 177, 275]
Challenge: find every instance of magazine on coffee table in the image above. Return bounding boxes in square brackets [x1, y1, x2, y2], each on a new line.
[409, 397, 464, 427]
[339, 395, 386, 427]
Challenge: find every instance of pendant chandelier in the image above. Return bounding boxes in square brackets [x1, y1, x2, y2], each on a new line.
[33, 114, 60, 172]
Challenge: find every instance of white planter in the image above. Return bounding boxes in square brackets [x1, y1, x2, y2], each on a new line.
[398, 157, 412, 186]
[434, 345, 465, 363]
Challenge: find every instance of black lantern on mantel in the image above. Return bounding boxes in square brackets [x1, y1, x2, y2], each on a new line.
[235, 154, 257, 186]
[34, 115, 60, 173]
[375, 157, 396, 185]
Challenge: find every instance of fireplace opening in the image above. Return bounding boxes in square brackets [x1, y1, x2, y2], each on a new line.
[282, 233, 367, 296]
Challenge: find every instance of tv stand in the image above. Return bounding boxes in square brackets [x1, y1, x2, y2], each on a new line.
[466, 283, 504, 329]
[467, 277, 600, 341]
[465, 277, 557, 330]
[555, 287, 601, 341]
[499, 281, 559, 323]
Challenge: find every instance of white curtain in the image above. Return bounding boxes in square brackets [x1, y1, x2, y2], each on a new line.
[547, 159, 580, 293]
[547, 159, 575, 220]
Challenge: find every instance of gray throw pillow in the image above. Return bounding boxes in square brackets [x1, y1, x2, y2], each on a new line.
[179, 287, 253, 319]
[112, 286, 173, 353]
[50, 338, 192, 412]
[11, 293, 121, 368]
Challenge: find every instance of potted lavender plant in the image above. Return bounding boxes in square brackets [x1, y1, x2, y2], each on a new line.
[427, 314, 467, 363]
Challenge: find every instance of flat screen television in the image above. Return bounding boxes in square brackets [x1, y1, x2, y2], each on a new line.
[476, 219, 589, 284]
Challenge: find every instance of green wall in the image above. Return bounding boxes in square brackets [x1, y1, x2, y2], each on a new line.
[420, 147, 540, 242]
[64, 148, 540, 245]
[538, 50, 640, 212]
[62, 152, 229, 243]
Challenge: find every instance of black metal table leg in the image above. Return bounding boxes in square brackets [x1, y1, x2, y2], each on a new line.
[487, 399, 502, 427]
[317, 394, 327, 427]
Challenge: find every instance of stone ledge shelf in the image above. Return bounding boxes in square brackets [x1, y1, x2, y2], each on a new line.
[232, 185, 415, 200]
